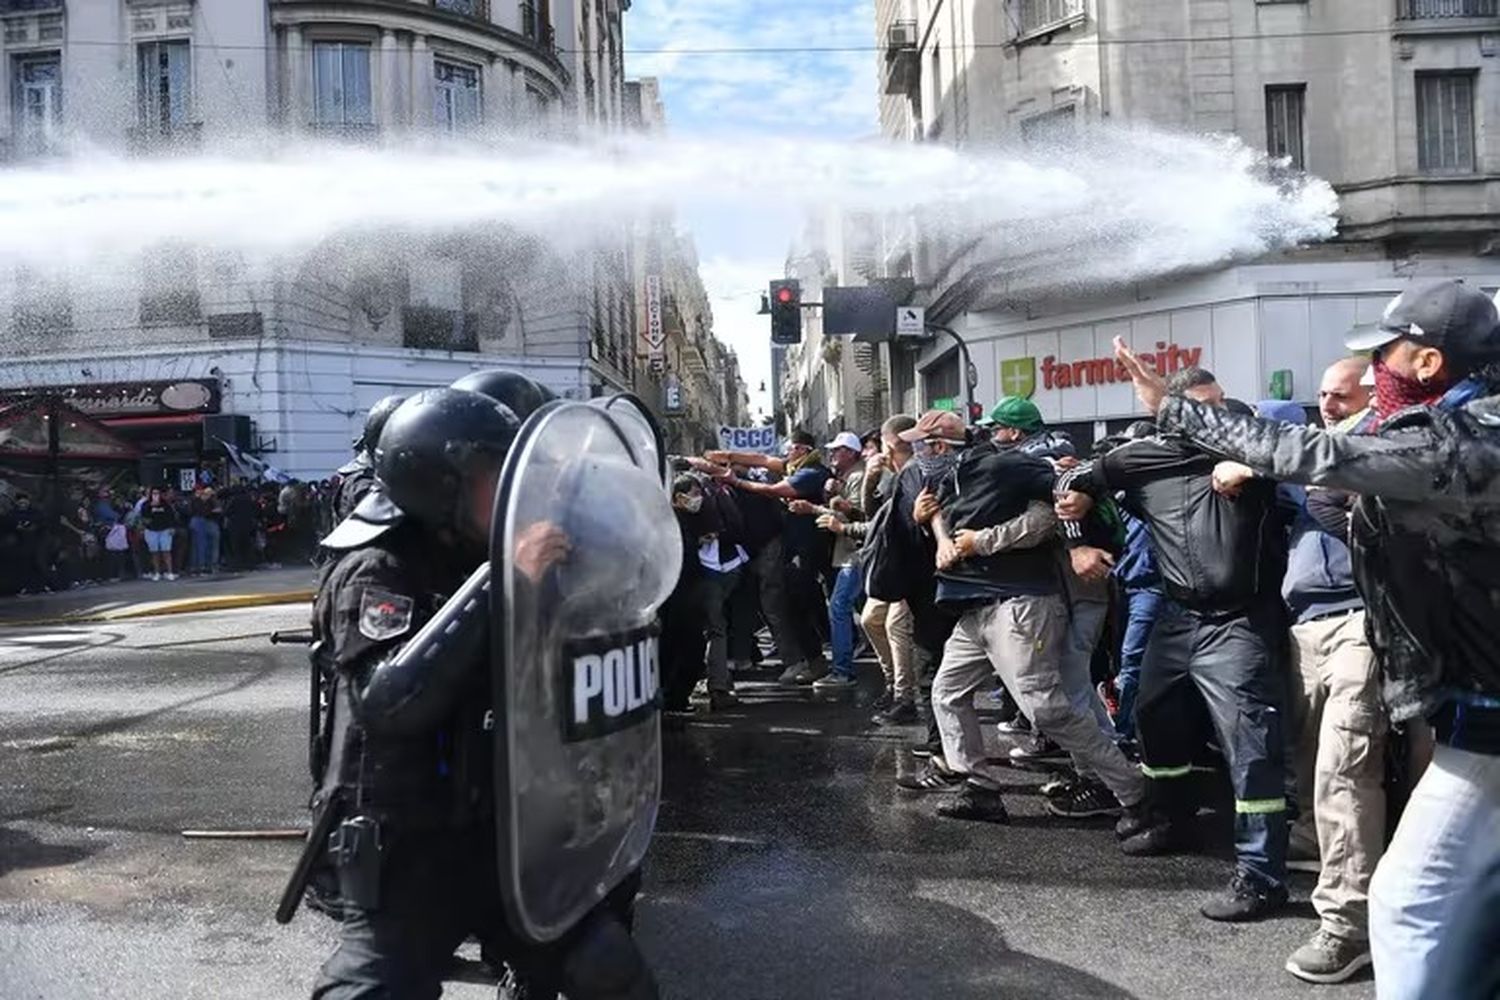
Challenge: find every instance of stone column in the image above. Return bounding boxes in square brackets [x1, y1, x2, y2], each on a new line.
[410, 34, 431, 128]
[379, 28, 399, 132]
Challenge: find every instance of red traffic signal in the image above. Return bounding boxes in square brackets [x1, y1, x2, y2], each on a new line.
[769, 279, 802, 345]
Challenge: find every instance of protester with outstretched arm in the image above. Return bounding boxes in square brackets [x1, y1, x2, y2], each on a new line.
[1093, 279, 1500, 1000]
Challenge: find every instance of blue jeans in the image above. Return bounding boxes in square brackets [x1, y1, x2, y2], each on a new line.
[1369, 743, 1500, 1000]
[828, 563, 864, 679]
[1116, 588, 1163, 741]
[189, 517, 221, 573]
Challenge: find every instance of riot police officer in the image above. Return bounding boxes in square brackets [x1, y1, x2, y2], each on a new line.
[303, 386, 657, 999]
[332, 393, 406, 521]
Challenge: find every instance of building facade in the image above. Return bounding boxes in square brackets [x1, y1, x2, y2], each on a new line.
[0, 0, 645, 482]
[624, 75, 746, 455]
[866, 0, 1500, 448]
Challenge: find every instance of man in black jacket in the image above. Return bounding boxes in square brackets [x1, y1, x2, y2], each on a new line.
[1107, 279, 1500, 997]
[905, 410, 1146, 825]
[1056, 391, 1294, 923]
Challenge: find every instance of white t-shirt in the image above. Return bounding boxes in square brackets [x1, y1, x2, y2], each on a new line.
[698, 538, 748, 574]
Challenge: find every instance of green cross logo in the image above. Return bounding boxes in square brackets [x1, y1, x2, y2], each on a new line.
[999, 357, 1037, 399]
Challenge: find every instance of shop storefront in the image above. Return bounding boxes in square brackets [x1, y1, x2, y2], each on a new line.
[0, 378, 228, 491]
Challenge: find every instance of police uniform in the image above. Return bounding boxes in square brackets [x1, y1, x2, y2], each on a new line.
[332, 455, 378, 523]
[301, 386, 658, 1000]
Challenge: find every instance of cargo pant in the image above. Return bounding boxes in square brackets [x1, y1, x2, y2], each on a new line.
[861, 598, 916, 704]
[933, 594, 1143, 804]
[1136, 598, 1289, 888]
[1288, 609, 1386, 942]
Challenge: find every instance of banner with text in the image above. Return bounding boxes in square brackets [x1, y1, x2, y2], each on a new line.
[717, 425, 778, 454]
[644, 275, 665, 374]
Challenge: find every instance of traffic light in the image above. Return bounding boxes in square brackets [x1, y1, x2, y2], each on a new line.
[769, 279, 802, 345]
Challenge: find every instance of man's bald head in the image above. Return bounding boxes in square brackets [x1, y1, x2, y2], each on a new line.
[1319, 356, 1371, 426]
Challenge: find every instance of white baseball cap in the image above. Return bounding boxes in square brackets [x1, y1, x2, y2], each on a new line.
[824, 431, 863, 454]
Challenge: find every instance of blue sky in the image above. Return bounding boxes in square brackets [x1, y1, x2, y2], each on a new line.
[625, 0, 878, 420]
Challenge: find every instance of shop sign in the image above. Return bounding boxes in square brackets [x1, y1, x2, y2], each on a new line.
[1004, 342, 1203, 392]
[0, 379, 221, 417]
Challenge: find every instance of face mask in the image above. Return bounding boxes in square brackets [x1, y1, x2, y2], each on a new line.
[915, 448, 960, 479]
[1372, 356, 1447, 420]
[678, 494, 703, 514]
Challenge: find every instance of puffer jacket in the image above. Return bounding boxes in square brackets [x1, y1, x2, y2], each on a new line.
[1156, 383, 1500, 750]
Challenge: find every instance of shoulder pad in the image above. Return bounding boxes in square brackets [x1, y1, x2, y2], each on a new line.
[321, 492, 406, 551]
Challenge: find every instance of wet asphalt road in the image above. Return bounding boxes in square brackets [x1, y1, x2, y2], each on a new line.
[0, 607, 1375, 1000]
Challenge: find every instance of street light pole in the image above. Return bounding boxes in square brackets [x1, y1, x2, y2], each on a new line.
[923, 323, 978, 425]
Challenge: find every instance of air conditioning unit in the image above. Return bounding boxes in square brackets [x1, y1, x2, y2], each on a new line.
[887, 20, 917, 50]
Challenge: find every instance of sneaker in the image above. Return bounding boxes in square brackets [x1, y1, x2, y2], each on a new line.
[1200, 873, 1289, 923]
[1115, 802, 1153, 841]
[896, 762, 965, 794]
[1120, 820, 1194, 857]
[148, 573, 161, 582]
[707, 691, 740, 712]
[1046, 781, 1123, 819]
[909, 742, 941, 759]
[936, 782, 1011, 824]
[164, 572, 178, 581]
[812, 673, 857, 692]
[873, 700, 918, 726]
[777, 663, 806, 685]
[781, 662, 828, 686]
[1008, 733, 1066, 764]
[1039, 771, 1082, 800]
[1285, 929, 1372, 984]
[996, 715, 1032, 735]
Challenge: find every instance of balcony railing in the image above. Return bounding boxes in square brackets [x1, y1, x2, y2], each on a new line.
[1017, 0, 1086, 36]
[1397, 0, 1498, 16]
[432, 0, 491, 21]
[519, 1, 555, 50]
[0, 0, 64, 13]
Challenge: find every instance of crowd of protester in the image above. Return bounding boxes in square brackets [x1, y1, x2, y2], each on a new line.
[659, 279, 1500, 998]
[0, 476, 340, 595]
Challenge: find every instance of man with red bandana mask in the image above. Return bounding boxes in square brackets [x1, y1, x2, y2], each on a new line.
[1101, 277, 1500, 1000]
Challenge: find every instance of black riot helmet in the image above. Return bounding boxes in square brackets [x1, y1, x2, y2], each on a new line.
[451, 370, 557, 422]
[359, 394, 407, 453]
[374, 388, 520, 547]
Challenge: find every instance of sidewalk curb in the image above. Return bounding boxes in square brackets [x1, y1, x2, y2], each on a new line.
[0, 591, 315, 628]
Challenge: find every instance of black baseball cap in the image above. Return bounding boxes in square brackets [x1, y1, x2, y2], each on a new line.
[1346, 279, 1500, 363]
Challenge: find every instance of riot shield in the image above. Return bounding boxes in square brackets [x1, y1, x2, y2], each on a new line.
[490, 400, 681, 944]
[593, 393, 668, 485]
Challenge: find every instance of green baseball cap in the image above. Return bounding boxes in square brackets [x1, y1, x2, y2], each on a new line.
[988, 396, 1043, 433]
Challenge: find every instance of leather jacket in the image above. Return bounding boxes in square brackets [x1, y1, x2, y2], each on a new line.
[1057, 433, 1288, 614]
[1156, 389, 1500, 730]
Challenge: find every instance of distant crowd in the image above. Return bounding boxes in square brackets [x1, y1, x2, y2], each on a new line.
[0, 479, 340, 596]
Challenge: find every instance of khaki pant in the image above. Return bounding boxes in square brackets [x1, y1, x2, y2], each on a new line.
[1290, 610, 1387, 942]
[932, 594, 1143, 805]
[861, 598, 916, 702]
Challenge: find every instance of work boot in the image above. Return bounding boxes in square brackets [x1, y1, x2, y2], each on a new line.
[1284, 929, 1372, 984]
[936, 782, 1010, 824]
[1200, 873, 1289, 923]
